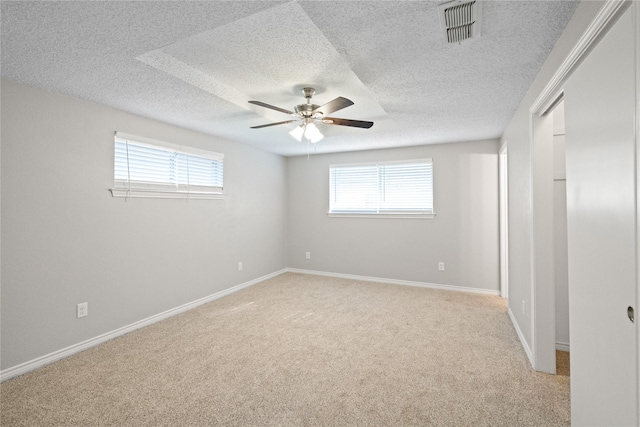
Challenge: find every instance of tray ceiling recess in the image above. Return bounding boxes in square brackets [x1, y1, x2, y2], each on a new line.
[438, 0, 483, 44]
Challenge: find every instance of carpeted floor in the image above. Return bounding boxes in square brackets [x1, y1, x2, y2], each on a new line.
[556, 350, 570, 377]
[1, 273, 570, 426]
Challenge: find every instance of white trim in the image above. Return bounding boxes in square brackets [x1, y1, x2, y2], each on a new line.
[499, 143, 509, 300]
[115, 131, 182, 151]
[530, 112, 556, 374]
[509, 307, 533, 365]
[115, 131, 223, 160]
[556, 341, 570, 352]
[327, 213, 435, 219]
[329, 158, 433, 169]
[0, 269, 287, 383]
[109, 188, 225, 200]
[528, 110, 536, 370]
[286, 268, 500, 296]
[530, 0, 630, 115]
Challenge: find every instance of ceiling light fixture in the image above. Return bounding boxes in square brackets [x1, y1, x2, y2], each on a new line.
[250, 87, 372, 145]
[289, 119, 324, 143]
[289, 125, 304, 141]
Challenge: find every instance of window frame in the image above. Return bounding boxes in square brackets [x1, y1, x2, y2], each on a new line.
[328, 158, 435, 219]
[110, 132, 224, 200]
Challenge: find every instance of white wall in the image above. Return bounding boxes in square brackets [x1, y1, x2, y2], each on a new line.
[500, 0, 604, 359]
[0, 79, 288, 371]
[287, 140, 499, 292]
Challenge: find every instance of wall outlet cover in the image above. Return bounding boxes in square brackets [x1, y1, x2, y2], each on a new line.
[77, 302, 88, 318]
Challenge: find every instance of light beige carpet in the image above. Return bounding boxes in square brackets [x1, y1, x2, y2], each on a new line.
[556, 350, 570, 377]
[1, 273, 570, 426]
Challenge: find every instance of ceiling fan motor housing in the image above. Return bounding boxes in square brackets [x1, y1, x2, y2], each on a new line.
[296, 87, 321, 117]
[295, 103, 321, 117]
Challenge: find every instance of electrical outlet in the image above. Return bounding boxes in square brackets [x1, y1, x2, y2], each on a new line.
[306, 252, 311, 259]
[522, 300, 526, 315]
[238, 262, 243, 271]
[438, 262, 445, 271]
[77, 302, 88, 318]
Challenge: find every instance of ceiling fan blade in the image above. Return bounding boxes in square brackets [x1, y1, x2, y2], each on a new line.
[312, 97, 354, 116]
[322, 117, 374, 129]
[248, 100, 296, 116]
[250, 119, 299, 129]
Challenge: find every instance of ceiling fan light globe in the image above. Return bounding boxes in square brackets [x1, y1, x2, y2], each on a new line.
[289, 125, 304, 142]
[304, 122, 324, 143]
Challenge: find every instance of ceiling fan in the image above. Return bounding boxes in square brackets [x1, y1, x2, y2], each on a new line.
[248, 87, 374, 143]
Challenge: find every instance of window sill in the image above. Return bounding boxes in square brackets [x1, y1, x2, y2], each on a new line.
[109, 188, 225, 200]
[327, 212, 436, 219]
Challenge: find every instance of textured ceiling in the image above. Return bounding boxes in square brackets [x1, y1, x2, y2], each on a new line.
[1, 1, 579, 156]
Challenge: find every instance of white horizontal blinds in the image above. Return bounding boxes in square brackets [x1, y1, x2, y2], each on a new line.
[379, 161, 433, 213]
[175, 152, 223, 189]
[330, 159, 433, 214]
[114, 135, 223, 193]
[114, 139, 176, 185]
[330, 165, 379, 213]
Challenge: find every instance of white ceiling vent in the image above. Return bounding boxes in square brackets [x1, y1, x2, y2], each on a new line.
[438, 0, 482, 44]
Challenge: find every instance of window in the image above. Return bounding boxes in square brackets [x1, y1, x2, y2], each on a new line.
[329, 159, 434, 218]
[110, 132, 224, 199]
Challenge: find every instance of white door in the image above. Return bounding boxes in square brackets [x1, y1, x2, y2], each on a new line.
[564, 5, 638, 426]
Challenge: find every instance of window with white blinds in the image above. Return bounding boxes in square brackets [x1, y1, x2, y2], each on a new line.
[110, 132, 224, 199]
[329, 159, 434, 217]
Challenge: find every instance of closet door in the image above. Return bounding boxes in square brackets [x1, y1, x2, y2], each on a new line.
[564, 5, 638, 426]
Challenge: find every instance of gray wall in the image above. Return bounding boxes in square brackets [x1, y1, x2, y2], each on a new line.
[1, 79, 288, 370]
[500, 1, 604, 357]
[287, 140, 499, 292]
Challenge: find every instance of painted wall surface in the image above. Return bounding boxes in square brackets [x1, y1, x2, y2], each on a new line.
[0, 79, 288, 370]
[500, 0, 603, 355]
[287, 140, 499, 292]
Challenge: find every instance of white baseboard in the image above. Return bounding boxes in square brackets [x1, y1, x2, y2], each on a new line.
[1, 268, 499, 382]
[508, 307, 533, 366]
[286, 268, 500, 296]
[556, 341, 570, 352]
[0, 269, 287, 383]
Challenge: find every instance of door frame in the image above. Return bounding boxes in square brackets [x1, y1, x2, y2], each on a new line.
[527, 0, 631, 373]
[499, 143, 509, 300]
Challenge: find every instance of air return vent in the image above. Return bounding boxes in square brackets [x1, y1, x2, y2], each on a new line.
[438, 0, 482, 44]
